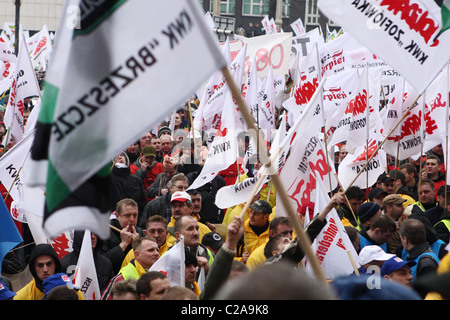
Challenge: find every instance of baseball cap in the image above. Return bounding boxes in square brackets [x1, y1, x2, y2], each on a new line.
[170, 191, 191, 203]
[141, 145, 156, 157]
[0, 280, 16, 300]
[42, 273, 73, 297]
[368, 188, 388, 201]
[377, 172, 394, 184]
[382, 194, 406, 207]
[249, 200, 272, 214]
[202, 232, 224, 250]
[381, 256, 416, 276]
[358, 245, 395, 265]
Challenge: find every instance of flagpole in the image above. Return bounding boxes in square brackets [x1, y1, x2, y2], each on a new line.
[343, 94, 422, 193]
[221, 66, 328, 284]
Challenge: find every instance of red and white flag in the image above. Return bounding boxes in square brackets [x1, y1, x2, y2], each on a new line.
[338, 137, 387, 190]
[3, 30, 41, 145]
[304, 173, 360, 280]
[318, 0, 450, 94]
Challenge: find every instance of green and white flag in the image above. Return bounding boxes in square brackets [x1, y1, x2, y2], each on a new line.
[26, 0, 226, 240]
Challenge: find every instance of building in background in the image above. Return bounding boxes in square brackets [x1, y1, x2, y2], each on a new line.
[0, 0, 339, 38]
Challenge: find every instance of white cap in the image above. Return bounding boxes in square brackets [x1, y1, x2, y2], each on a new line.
[359, 245, 395, 265]
[170, 191, 191, 203]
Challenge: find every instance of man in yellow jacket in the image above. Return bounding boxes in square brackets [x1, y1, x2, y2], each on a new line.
[14, 244, 84, 300]
[244, 200, 273, 255]
[102, 237, 160, 300]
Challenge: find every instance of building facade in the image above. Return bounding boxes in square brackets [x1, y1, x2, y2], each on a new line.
[0, 0, 338, 36]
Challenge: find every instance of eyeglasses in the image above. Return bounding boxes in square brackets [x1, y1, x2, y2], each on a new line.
[173, 185, 187, 190]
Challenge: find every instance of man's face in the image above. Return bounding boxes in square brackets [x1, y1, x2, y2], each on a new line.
[179, 218, 200, 247]
[147, 278, 170, 300]
[190, 194, 202, 214]
[145, 222, 168, 247]
[419, 184, 435, 204]
[249, 209, 269, 227]
[387, 203, 404, 221]
[400, 168, 414, 185]
[141, 155, 155, 165]
[161, 137, 173, 154]
[274, 223, 293, 240]
[34, 255, 56, 282]
[117, 204, 138, 228]
[373, 228, 394, 244]
[348, 198, 363, 214]
[169, 180, 188, 194]
[185, 264, 197, 286]
[135, 240, 160, 269]
[171, 201, 191, 219]
[151, 138, 161, 152]
[426, 159, 439, 176]
[140, 132, 151, 148]
[380, 181, 394, 194]
[386, 266, 414, 288]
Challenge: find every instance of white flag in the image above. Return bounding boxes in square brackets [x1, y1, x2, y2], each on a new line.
[150, 236, 185, 287]
[73, 230, 101, 300]
[304, 173, 360, 280]
[318, 0, 450, 94]
[4, 30, 40, 144]
[338, 137, 387, 190]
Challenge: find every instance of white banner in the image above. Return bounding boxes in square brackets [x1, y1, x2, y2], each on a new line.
[231, 33, 293, 78]
[338, 138, 387, 190]
[74, 230, 101, 300]
[318, 0, 450, 94]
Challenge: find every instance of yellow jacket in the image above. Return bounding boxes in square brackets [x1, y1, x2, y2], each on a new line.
[120, 236, 174, 269]
[425, 253, 450, 300]
[14, 278, 84, 300]
[167, 215, 212, 242]
[225, 204, 276, 229]
[244, 218, 271, 255]
[246, 238, 269, 271]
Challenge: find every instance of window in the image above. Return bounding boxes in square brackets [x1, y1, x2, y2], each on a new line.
[305, 0, 320, 26]
[209, 0, 236, 14]
[242, 0, 270, 16]
[282, 0, 290, 18]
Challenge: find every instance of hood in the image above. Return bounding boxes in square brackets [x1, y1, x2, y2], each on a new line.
[28, 244, 62, 291]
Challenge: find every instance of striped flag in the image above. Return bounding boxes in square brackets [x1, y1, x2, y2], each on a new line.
[26, 0, 226, 240]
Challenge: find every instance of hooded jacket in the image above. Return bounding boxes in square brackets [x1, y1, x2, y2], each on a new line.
[60, 231, 115, 293]
[14, 244, 62, 300]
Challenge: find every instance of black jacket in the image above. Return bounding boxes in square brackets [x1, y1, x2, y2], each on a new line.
[60, 231, 115, 292]
[110, 165, 147, 215]
[97, 219, 145, 274]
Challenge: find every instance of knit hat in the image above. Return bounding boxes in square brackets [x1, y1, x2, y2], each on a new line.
[184, 249, 198, 267]
[357, 202, 380, 224]
[202, 232, 223, 250]
[158, 126, 172, 137]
